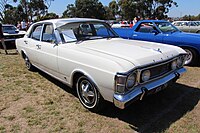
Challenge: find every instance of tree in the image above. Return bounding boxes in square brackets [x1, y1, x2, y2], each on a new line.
[118, 0, 178, 20]
[118, 0, 137, 20]
[3, 5, 21, 24]
[13, 0, 53, 20]
[28, 0, 48, 20]
[104, 6, 115, 20]
[63, 0, 106, 19]
[0, 0, 10, 22]
[108, 0, 119, 19]
[62, 4, 76, 18]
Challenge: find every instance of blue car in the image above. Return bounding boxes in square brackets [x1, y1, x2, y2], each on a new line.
[113, 20, 200, 66]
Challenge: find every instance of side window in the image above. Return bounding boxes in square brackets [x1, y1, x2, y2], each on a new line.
[42, 24, 56, 42]
[30, 25, 42, 41]
[136, 22, 155, 33]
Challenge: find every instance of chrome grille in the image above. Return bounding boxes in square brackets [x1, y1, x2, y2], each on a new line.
[139, 61, 173, 83]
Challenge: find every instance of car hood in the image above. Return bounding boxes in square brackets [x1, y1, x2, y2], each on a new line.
[78, 38, 185, 67]
[3, 30, 26, 35]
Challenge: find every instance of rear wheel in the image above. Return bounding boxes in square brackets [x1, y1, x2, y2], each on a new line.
[76, 76, 104, 112]
[24, 55, 34, 71]
[184, 48, 198, 66]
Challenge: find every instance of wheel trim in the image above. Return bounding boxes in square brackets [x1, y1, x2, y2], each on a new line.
[81, 83, 95, 104]
[25, 57, 31, 69]
[77, 78, 97, 109]
[184, 49, 193, 65]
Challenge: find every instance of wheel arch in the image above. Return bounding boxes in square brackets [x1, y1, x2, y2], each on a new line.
[71, 69, 100, 91]
[180, 45, 200, 56]
[20, 49, 27, 59]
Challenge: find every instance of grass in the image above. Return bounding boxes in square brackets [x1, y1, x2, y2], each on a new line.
[0, 50, 200, 133]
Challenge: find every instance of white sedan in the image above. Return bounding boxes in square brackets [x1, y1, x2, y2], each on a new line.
[16, 18, 187, 112]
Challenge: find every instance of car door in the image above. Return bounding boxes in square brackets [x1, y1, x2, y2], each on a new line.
[23, 24, 43, 65]
[35, 23, 59, 76]
[132, 22, 163, 43]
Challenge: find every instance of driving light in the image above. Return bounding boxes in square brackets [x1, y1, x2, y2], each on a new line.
[126, 72, 137, 90]
[171, 60, 177, 70]
[141, 70, 151, 82]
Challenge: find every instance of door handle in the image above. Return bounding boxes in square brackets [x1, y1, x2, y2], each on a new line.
[36, 44, 41, 49]
[133, 34, 137, 37]
[24, 40, 28, 44]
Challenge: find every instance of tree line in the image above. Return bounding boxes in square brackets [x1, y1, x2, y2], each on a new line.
[1, 0, 198, 25]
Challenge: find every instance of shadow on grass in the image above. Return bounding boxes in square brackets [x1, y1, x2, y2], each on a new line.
[99, 83, 200, 133]
[37, 70, 199, 133]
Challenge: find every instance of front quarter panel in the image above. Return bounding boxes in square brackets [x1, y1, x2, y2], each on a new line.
[57, 44, 132, 102]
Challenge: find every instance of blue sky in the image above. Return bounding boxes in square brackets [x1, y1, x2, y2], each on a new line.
[11, 0, 200, 18]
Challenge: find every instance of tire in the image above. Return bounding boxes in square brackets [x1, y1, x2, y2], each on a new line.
[76, 76, 105, 112]
[24, 55, 35, 71]
[184, 48, 197, 66]
[196, 30, 200, 34]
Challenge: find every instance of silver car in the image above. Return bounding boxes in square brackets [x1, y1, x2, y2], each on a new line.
[172, 21, 200, 33]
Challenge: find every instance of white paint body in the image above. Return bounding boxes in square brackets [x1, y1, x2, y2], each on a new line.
[16, 18, 186, 103]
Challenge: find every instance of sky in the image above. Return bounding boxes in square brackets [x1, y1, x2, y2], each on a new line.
[10, 0, 200, 18]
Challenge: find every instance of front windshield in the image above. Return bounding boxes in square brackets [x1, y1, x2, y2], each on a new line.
[57, 21, 119, 43]
[3, 26, 17, 31]
[155, 22, 180, 33]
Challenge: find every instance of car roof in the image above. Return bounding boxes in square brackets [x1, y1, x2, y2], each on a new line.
[35, 18, 104, 27]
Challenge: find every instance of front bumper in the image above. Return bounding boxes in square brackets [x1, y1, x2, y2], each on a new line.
[113, 67, 186, 109]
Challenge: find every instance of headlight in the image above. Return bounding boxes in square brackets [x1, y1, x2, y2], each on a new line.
[171, 60, 177, 70]
[126, 72, 137, 90]
[141, 70, 151, 82]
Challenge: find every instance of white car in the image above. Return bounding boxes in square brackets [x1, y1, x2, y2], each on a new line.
[111, 21, 130, 28]
[16, 18, 187, 112]
[172, 21, 200, 33]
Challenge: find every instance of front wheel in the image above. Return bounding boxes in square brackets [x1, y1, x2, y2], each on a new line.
[76, 76, 104, 112]
[184, 48, 197, 66]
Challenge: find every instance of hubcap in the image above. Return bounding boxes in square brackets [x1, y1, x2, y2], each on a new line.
[25, 57, 31, 69]
[77, 77, 98, 109]
[80, 80, 95, 104]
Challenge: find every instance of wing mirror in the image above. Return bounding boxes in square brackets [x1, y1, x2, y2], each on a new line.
[151, 30, 159, 35]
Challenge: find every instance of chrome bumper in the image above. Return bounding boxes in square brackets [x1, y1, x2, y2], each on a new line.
[113, 67, 186, 109]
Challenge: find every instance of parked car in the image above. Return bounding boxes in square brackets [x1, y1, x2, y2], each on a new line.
[16, 18, 187, 112]
[113, 20, 200, 66]
[111, 21, 130, 28]
[172, 21, 200, 33]
[1, 24, 26, 49]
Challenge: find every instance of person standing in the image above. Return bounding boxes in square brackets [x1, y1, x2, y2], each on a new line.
[0, 23, 8, 55]
[21, 19, 26, 31]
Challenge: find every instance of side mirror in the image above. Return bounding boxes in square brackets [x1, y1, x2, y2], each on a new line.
[151, 30, 159, 35]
